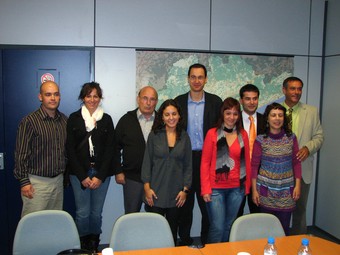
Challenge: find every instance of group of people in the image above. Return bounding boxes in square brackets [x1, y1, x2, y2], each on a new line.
[13, 63, 323, 251]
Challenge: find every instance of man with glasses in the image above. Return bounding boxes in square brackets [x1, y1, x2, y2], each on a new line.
[175, 63, 222, 245]
[114, 86, 158, 213]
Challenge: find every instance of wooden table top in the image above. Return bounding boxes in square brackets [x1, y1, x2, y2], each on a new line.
[199, 235, 340, 255]
[109, 245, 203, 255]
[101, 235, 339, 255]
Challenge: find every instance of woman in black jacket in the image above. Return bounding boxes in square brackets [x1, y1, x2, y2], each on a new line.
[66, 82, 114, 252]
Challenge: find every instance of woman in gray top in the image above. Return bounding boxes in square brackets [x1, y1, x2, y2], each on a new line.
[141, 99, 192, 244]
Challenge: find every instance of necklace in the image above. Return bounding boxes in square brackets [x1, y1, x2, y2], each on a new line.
[223, 126, 235, 133]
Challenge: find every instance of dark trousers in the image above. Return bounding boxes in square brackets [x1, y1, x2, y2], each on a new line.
[237, 186, 261, 217]
[123, 178, 144, 214]
[178, 150, 209, 245]
[291, 179, 310, 234]
[145, 204, 180, 245]
[261, 207, 292, 236]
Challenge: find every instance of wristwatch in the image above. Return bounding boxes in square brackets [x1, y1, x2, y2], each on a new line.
[182, 188, 190, 194]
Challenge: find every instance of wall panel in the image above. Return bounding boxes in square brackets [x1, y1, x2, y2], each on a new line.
[325, 0, 340, 56]
[316, 56, 340, 239]
[315, 0, 340, 240]
[309, 0, 325, 56]
[211, 0, 310, 55]
[0, 0, 94, 46]
[95, 0, 210, 50]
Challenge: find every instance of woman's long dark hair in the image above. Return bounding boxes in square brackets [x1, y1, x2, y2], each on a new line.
[152, 99, 184, 140]
[215, 97, 242, 133]
[263, 102, 292, 137]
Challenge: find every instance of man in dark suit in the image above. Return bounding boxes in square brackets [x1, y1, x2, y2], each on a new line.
[175, 63, 222, 245]
[237, 84, 265, 216]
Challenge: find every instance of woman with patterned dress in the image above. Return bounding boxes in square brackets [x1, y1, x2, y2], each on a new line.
[251, 102, 301, 235]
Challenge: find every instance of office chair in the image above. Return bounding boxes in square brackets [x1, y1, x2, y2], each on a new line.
[229, 213, 286, 242]
[13, 210, 80, 255]
[109, 212, 175, 251]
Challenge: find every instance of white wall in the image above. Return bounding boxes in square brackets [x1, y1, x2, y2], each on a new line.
[315, 0, 340, 239]
[95, 48, 136, 241]
[0, 0, 331, 243]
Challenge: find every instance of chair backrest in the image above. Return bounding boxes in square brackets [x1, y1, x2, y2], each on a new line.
[109, 212, 175, 251]
[229, 213, 286, 242]
[13, 210, 80, 255]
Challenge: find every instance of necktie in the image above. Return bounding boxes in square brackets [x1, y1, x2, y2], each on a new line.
[249, 115, 256, 159]
[287, 108, 293, 131]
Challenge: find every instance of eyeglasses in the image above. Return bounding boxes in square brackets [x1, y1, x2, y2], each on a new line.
[189, 75, 205, 81]
[140, 96, 157, 103]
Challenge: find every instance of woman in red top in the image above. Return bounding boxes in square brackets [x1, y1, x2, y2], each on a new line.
[201, 97, 251, 243]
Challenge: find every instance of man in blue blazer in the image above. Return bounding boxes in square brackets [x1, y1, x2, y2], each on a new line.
[175, 63, 222, 245]
[238, 84, 265, 216]
[282, 77, 323, 234]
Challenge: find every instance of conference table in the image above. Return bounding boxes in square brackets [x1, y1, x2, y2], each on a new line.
[106, 235, 339, 255]
[198, 235, 339, 255]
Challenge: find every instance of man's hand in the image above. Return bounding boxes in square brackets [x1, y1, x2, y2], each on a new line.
[115, 173, 126, 185]
[297, 146, 310, 161]
[21, 184, 35, 199]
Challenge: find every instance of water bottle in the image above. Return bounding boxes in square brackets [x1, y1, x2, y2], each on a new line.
[297, 238, 312, 255]
[264, 237, 277, 255]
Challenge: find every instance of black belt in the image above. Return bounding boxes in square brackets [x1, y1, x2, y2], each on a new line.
[49, 173, 62, 178]
[192, 150, 202, 154]
[240, 176, 246, 184]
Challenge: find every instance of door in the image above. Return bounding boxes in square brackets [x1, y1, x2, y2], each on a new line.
[0, 49, 93, 254]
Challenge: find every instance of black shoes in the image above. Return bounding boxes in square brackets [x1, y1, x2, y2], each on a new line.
[178, 237, 194, 246]
[80, 234, 100, 253]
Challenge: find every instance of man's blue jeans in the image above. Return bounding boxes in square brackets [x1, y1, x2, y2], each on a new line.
[206, 187, 244, 243]
[70, 175, 110, 236]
